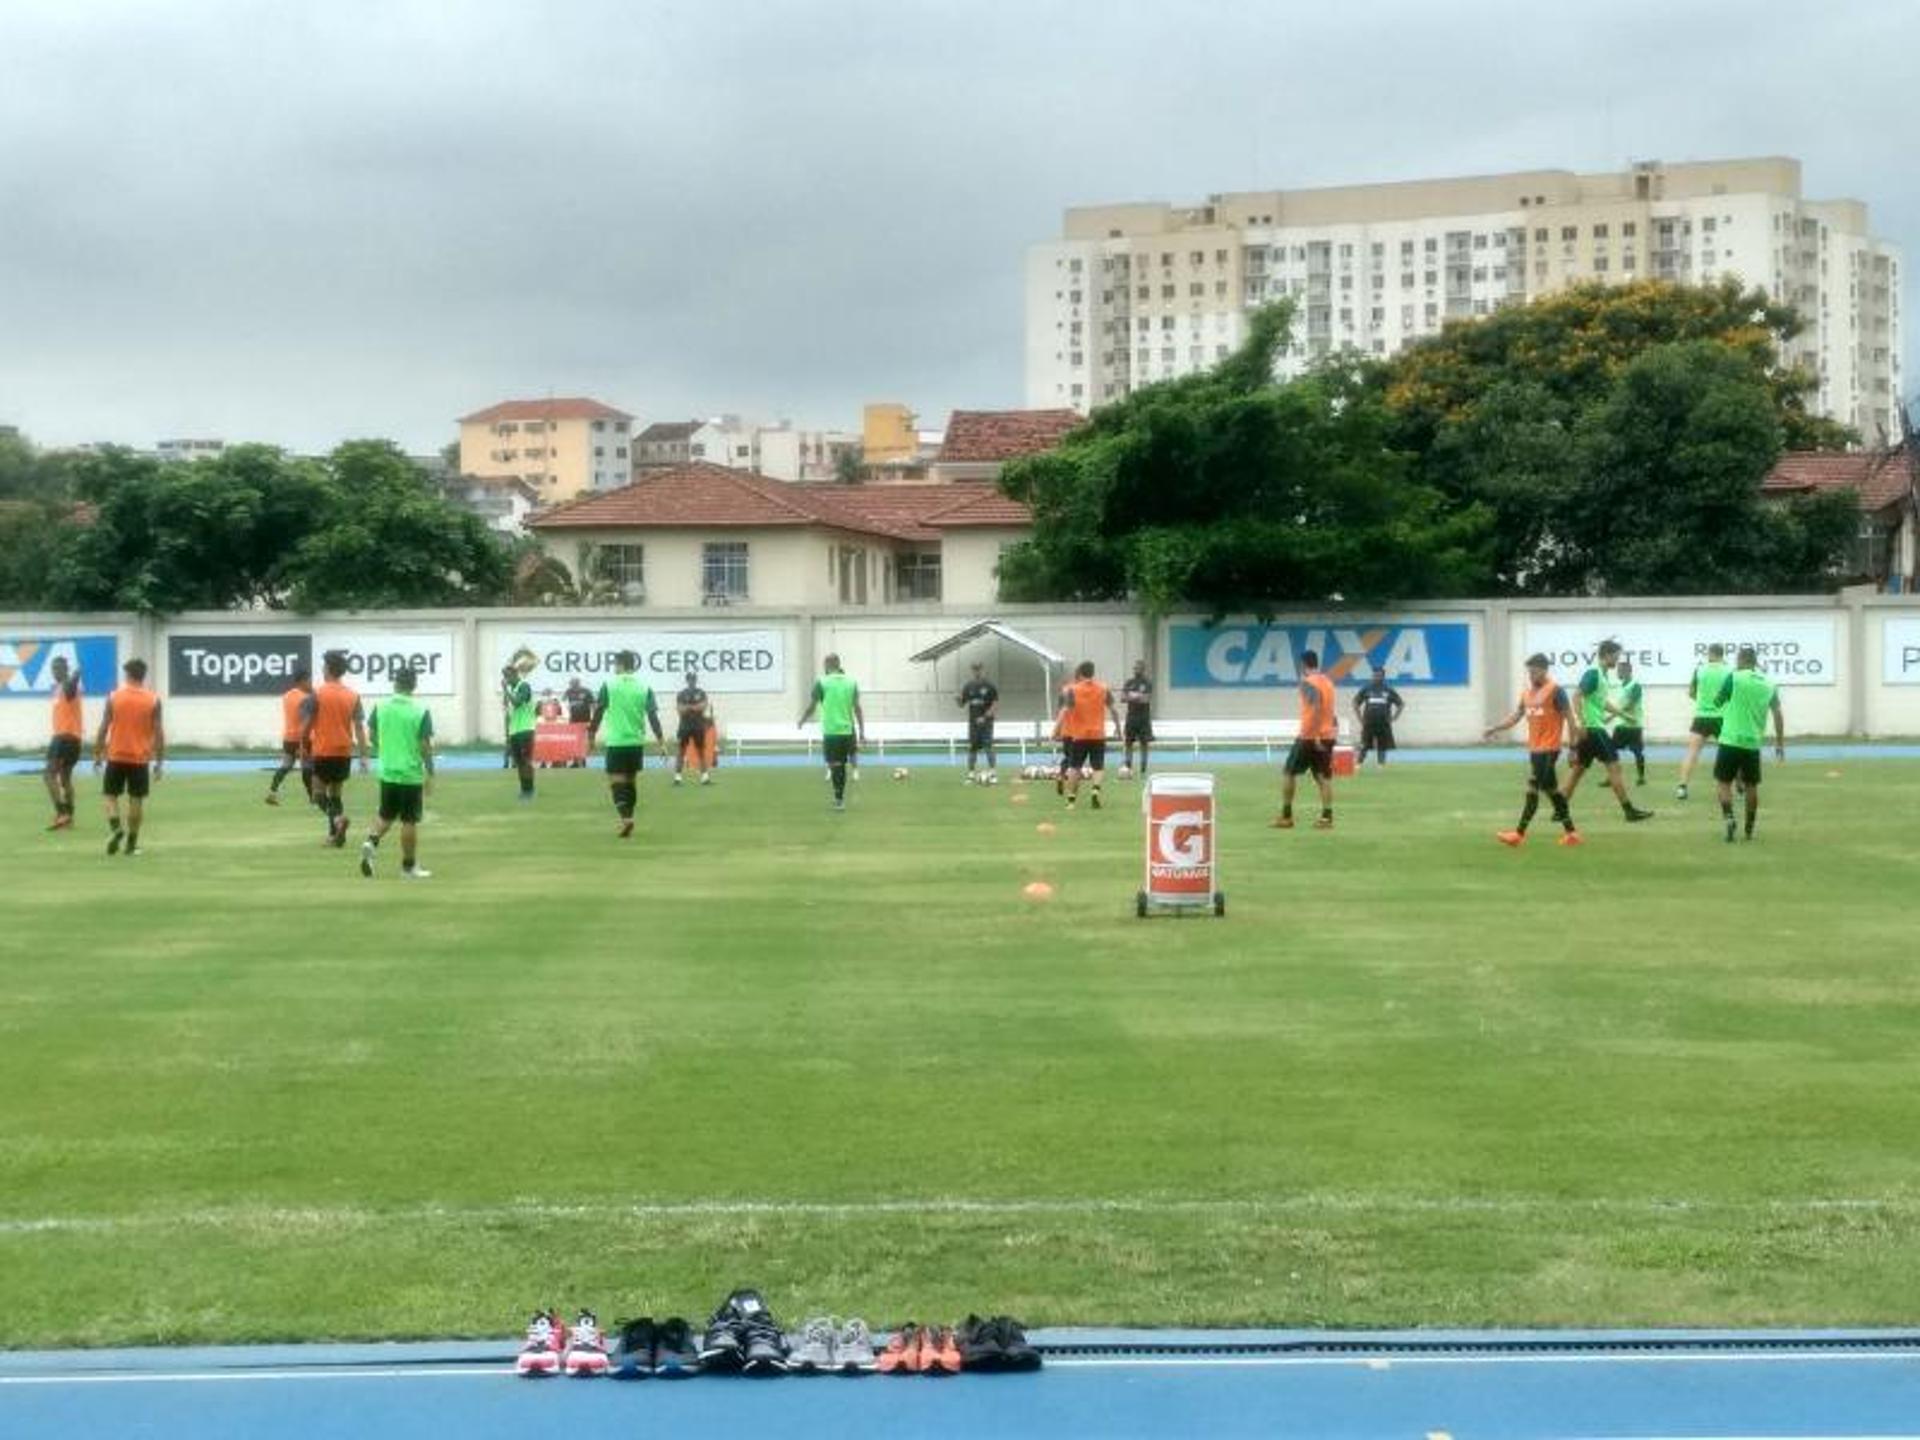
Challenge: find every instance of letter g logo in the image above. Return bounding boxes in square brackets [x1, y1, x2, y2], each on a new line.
[1156, 809, 1208, 867]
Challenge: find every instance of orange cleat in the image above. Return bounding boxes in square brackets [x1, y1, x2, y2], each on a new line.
[1496, 830, 1526, 847]
[1269, 815, 1295, 829]
[1557, 831, 1584, 847]
[930, 1327, 962, 1375]
[877, 1325, 917, 1374]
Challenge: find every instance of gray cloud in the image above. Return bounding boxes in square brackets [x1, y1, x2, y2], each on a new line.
[0, 0, 1913, 453]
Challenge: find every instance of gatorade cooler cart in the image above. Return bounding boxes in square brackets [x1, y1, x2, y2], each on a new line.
[1136, 773, 1225, 919]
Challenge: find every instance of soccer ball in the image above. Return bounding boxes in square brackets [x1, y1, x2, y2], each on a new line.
[984, 771, 999, 786]
[892, 767, 910, 781]
[1118, 764, 1134, 779]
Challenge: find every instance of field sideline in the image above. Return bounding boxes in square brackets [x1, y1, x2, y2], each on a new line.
[2, 758, 1916, 1348]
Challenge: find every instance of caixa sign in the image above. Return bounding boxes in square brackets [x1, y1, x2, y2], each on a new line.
[1169, 622, 1471, 688]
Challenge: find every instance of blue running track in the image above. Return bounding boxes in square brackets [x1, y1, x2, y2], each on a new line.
[4, 1330, 1919, 1438]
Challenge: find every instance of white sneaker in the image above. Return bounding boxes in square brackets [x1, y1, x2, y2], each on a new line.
[403, 866, 432, 880]
[359, 839, 375, 878]
[700, 773, 713, 786]
[672, 774, 683, 786]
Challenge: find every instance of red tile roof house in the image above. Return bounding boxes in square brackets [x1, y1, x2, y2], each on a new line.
[930, 409, 1082, 483]
[1762, 441, 1918, 589]
[528, 463, 1037, 608]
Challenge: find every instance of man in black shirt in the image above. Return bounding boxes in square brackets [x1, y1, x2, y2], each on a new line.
[564, 678, 594, 724]
[673, 670, 714, 787]
[1121, 660, 1154, 777]
[957, 662, 999, 782]
[1352, 665, 1403, 767]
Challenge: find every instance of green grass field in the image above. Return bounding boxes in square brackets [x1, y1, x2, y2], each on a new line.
[2, 755, 1916, 1348]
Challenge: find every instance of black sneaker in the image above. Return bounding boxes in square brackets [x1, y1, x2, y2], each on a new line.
[957, 1314, 1005, 1370]
[700, 1288, 777, 1370]
[1089, 791, 1103, 811]
[652, 1316, 702, 1377]
[106, 825, 123, 856]
[739, 1313, 788, 1375]
[1624, 806, 1654, 823]
[612, 1316, 656, 1379]
[993, 1316, 1041, 1372]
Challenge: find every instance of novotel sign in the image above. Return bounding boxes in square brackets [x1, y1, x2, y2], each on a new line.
[1169, 622, 1472, 688]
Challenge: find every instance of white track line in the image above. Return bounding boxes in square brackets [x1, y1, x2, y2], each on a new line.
[3, 1194, 1916, 1236]
[6, 1351, 1920, 1386]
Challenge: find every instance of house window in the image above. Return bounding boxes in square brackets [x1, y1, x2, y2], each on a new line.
[702, 541, 749, 602]
[598, 544, 646, 598]
[836, 545, 869, 605]
[593, 420, 606, 431]
[895, 550, 942, 602]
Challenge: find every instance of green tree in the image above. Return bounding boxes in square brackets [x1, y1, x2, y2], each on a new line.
[1563, 341, 1854, 594]
[997, 303, 1488, 616]
[833, 445, 865, 485]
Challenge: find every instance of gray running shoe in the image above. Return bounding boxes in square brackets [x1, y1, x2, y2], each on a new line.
[835, 1317, 878, 1373]
[788, 1316, 835, 1374]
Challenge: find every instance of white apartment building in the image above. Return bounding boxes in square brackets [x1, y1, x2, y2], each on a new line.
[1028, 157, 1903, 443]
[757, 425, 861, 483]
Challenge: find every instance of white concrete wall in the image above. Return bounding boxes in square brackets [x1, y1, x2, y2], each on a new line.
[10, 595, 1920, 752]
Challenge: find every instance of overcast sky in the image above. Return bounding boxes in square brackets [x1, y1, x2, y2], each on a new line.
[1, 0, 1914, 454]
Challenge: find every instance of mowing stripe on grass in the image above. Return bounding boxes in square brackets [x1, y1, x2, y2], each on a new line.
[2, 1193, 1916, 1236]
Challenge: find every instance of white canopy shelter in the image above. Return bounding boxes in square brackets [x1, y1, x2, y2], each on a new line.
[908, 618, 1068, 712]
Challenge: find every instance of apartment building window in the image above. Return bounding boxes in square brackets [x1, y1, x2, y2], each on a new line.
[1473, 234, 1488, 249]
[1339, 308, 1352, 325]
[1370, 307, 1385, 323]
[1371, 339, 1386, 354]
[1215, 280, 1228, 297]
[1189, 282, 1204, 297]
[1214, 249, 1228, 263]
[1623, 222, 1637, 237]
[1188, 346, 1204, 363]
[1370, 274, 1384, 290]
[1162, 285, 1175, 299]
[1401, 305, 1415, 327]
[1594, 257, 1609, 272]
[614, 421, 629, 433]
[1069, 289, 1082, 303]
[1070, 352, 1084, 366]
[1425, 302, 1439, 322]
[1370, 242, 1384, 259]
[1137, 286, 1149, 300]
[594, 446, 605, 457]
[1136, 316, 1149, 332]
[1592, 224, 1609, 238]
[1161, 252, 1173, 267]
[1161, 315, 1174, 331]
[1189, 250, 1204, 264]
[1424, 238, 1437, 253]
[895, 550, 941, 602]
[1472, 266, 1486, 282]
[1215, 344, 1228, 359]
[1474, 299, 1489, 315]
[1340, 275, 1353, 291]
[1702, 217, 1717, 233]
[1161, 346, 1175, 363]
[1424, 270, 1437, 286]
[1137, 348, 1150, 366]
[1534, 228, 1548, 243]
[702, 542, 749, 602]
[1401, 240, 1414, 258]
[599, 544, 646, 597]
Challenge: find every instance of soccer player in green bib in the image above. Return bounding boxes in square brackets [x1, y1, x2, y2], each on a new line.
[1675, 642, 1732, 801]
[797, 653, 866, 811]
[1561, 639, 1654, 823]
[588, 650, 665, 839]
[502, 657, 538, 803]
[1609, 657, 1647, 787]
[1711, 645, 1785, 842]
[360, 666, 434, 879]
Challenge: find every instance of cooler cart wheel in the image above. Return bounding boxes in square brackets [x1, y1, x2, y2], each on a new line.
[1213, 892, 1226, 917]
[1136, 890, 1149, 919]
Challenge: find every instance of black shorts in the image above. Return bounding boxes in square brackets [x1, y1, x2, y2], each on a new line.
[677, 718, 709, 746]
[604, 745, 645, 776]
[1713, 744, 1762, 788]
[967, 718, 996, 749]
[823, 733, 857, 766]
[508, 731, 535, 763]
[1528, 750, 1561, 792]
[102, 761, 150, 798]
[1063, 738, 1107, 772]
[378, 781, 424, 824]
[1574, 730, 1618, 768]
[312, 756, 352, 785]
[1359, 715, 1395, 750]
[1123, 713, 1153, 743]
[1689, 715, 1723, 739]
[47, 735, 82, 768]
[1612, 725, 1645, 753]
[1284, 738, 1334, 778]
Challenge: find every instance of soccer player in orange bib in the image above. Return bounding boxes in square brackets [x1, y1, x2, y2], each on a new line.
[1483, 652, 1583, 847]
[1273, 649, 1338, 830]
[92, 657, 165, 856]
[265, 661, 315, 807]
[44, 654, 84, 830]
[1054, 660, 1121, 810]
[300, 650, 369, 848]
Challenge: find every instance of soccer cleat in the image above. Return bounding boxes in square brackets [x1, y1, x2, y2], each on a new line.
[48, 814, 73, 832]
[402, 866, 432, 880]
[617, 819, 634, 839]
[1269, 815, 1294, 829]
[672, 774, 684, 786]
[264, 792, 280, 807]
[929, 1326, 962, 1375]
[1496, 830, 1526, 847]
[652, 1316, 702, 1377]
[835, 1318, 878, 1374]
[1557, 831, 1584, 847]
[124, 839, 140, 857]
[1725, 816, 1738, 844]
[788, 1316, 836, 1374]
[832, 798, 846, 812]
[563, 1310, 610, 1377]
[1089, 791, 1102, 811]
[876, 1324, 918, 1374]
[106, 829, 124, 856]
[359, 839, 376, 878]
[516, 1310, 563, 1377]
[1312, 815, 1334, 830]
[329, 814, 349, 848]
[1624, 806, 1654, 823]
[611, 1316, 656, 1379]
